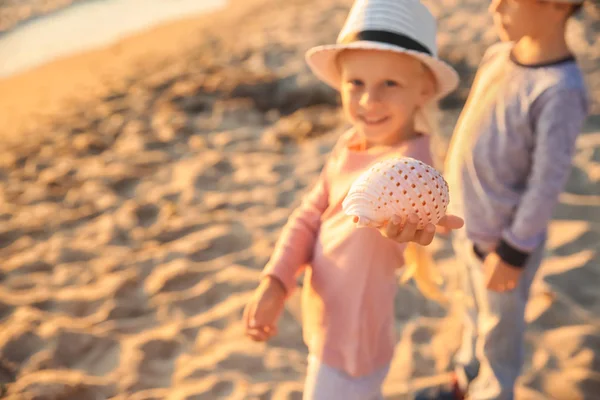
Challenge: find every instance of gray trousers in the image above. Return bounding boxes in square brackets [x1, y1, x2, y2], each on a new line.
[452, 234, 545, 400]
[303, 355, 390, 400]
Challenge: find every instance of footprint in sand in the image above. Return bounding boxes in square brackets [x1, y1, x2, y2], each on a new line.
[193, 173, 222, 193]
[195, 158, 235, 190]
[153, 223, 210, 244]
[109, 176, 140, 198]
[0, 300, 12, 321]
[106, 276, 155, 323]
[543, 258, 600, 317]
[133, 203, 161, 229]
[187, 224, 251, 263]
[51, 329, 120, 377]
[145, 259, 209, 296]
[542, 325, 600, 372]
[54, 296, 106, 319]
[55, 246, 97, 264]
[0, 358, 17, 391]
[564, 165, 600, 196]
[4, 273, 49, 292]
[0, 326, 44, 367]
[126, 388, 170, 400]
[152, 270, 208, 294]
[6, 259, 53, 276]
[140, 338, 182, 363]
[0, 227, 22, 250]
[215, 352, 268, 377]
[269, 384, 304, 400]
[271, 162, 295, 177]
[122, 337, 183, 392]
[8, 369, 117, 399]
[169, 377, 239, 400]
[169, 281, 252, 318]
[276, 188, 298, 209]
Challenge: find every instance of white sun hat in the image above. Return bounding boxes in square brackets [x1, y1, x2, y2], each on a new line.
[305, 0, 460, 101]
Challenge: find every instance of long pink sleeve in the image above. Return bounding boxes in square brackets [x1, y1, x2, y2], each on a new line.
[261, 165, 330, 295]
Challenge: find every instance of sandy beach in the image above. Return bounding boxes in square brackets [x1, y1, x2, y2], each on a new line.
[0, 0, 598, 398]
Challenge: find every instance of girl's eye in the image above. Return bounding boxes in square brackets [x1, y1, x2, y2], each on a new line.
[349, 79, 364, 86]
[384, 80, 399, 87]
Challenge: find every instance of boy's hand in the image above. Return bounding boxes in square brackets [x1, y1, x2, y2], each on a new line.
[243, 276, 286, 342]
[381, 213, 464, 246]
[483, 252, 523, 292]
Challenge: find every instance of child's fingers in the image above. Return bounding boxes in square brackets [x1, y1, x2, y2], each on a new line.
[258, 324, 278, 335]
[354, 216, 378, 228]
[485, 269, 507, 292]
[263, 325, 278, 337]
[390, 215, 404, 226]
[247, 324, 278, 342]
[244, 302, 269, 341]
[488, 281, 506, 292]
[243, 301, 253, 329]
[436, 225, 451, 236]
[437, 214, 464, 230]
[253, 300, 275, 329]
[243, 299, 266, 331]
[384, 220, 401, 238]
[247, 327, 271, 342]
[414, 223, 436, 246]
[395, 214, 419, 243]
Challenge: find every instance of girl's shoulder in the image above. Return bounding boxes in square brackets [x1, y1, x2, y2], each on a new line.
[329, 128, 358, 156]
[394, 134, 433, 166]
[337, 128, 359, 147]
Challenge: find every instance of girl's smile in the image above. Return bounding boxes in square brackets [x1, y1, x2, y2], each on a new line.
[337, 49, 435, 149]
[359, 115, 390, 125]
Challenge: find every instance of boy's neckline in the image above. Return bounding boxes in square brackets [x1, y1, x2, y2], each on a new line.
[509, 45, 575, 69]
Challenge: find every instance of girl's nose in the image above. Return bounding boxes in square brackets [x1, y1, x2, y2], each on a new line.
[359, 88, 380, 109]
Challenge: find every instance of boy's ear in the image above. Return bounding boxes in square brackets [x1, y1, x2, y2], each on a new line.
[419, 72, 437, 106]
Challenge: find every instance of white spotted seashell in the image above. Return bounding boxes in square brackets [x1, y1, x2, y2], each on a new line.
[342, 157, 449, 230]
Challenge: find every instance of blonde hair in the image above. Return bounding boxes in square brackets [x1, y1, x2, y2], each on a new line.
[403, 242, 448, 304]
[404, 101, 448, 305]
[415, 62, 442, 137]
[415, 101, 441, 136]
[404, 65, 448, 304]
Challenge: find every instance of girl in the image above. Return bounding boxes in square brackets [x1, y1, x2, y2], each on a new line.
[244, 0, 463, 398]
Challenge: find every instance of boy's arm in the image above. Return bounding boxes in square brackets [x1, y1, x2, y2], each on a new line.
[261, 164, 330, 295]
[443, 43, 510, 170]
[498, 87, 588, 267]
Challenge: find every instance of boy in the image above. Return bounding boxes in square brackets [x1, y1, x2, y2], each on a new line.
[419, 0, 589, 399]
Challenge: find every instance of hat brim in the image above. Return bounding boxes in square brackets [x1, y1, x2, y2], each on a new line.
[305, 41, 459, 101]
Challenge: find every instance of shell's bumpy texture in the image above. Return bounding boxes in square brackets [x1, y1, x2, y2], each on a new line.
[343, 157, 449, 229]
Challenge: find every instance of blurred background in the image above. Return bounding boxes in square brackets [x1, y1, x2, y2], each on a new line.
[0, 0, 598, 399]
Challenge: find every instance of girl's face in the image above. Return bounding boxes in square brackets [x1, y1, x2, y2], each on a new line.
[338, 49, 435, 148]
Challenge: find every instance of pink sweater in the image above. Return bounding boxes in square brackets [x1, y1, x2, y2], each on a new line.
[262, 129, 433, 377]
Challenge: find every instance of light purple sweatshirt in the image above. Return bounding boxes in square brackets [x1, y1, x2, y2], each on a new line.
[445, 42, 589, 267]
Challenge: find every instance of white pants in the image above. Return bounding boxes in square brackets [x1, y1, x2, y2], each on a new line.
[303, 355, 390, 400]
[452, 234, 545, 400]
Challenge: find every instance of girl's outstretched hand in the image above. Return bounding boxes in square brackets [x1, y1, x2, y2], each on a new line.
[381, 213, 464, 246]
[243, 276, 286, 342]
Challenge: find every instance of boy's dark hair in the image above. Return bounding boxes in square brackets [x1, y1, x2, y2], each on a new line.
[569, 3, 584, 16]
